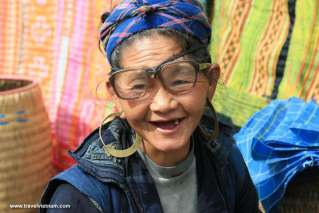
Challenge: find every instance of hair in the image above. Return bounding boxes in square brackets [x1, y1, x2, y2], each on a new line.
[109, 28, 212, 69]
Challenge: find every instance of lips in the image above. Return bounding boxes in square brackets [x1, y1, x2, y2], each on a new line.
[150, 118, 184, 130]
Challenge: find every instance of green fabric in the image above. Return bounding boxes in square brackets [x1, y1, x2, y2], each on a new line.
[210, 0, 319, 127]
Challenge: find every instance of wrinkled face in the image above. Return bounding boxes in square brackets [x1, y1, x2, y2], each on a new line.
[107, 34, 218, 159]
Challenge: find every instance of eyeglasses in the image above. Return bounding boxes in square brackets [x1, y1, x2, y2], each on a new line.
[109, 58, 210, 100]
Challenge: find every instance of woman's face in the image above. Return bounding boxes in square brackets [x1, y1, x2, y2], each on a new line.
[107, 34, 218, 165]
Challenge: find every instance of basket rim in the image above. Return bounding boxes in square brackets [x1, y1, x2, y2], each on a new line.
[0, 75, 38, 95]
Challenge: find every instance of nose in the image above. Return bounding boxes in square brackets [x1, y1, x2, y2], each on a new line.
[149, 84, 179, 113]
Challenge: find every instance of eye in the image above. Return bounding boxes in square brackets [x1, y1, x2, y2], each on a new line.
[126, 75, 150, 91]
[129, 82, 147, 90]
[171, 79, 193, 86]
[160, 62, 196, 92]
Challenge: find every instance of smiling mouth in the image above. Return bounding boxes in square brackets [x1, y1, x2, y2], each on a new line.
[150, 118, 184, 130]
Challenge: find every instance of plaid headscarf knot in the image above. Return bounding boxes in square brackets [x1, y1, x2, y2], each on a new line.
[100, 0, 211, 65]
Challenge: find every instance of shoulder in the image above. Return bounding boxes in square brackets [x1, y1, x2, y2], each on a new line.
[218, 124, 260, 212]
[46, 183, 100, 213]
[219, 124, 251, 186]
[228, 142, 249, 178]
[217, 122, 248, 178]
[201, 122, 254, 191]
[40, 166, 109, 213]
[195, 121, 249, 183]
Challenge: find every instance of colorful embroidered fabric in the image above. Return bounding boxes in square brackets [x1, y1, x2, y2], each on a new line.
[210, 0, 319, 127]
[100, 0, 211, 62]
[235, 97, 319, 212]
[0, 1, 116, 170]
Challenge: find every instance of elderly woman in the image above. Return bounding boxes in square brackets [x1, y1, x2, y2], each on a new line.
[41, 0, 259, 212]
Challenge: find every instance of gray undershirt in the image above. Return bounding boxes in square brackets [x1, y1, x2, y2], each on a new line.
[138, 146, 198, 213]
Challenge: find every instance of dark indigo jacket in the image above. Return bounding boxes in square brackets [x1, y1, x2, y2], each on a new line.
[40, 118, 260, 213]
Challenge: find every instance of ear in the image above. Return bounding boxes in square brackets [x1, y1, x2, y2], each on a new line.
[206, 64, 220, 100]
[106, 79, 116, 98]
[106, 80, 126, 118]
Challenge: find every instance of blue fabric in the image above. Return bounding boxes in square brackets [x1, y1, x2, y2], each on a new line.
[53, 166, 112, 212]
[100, 0, 211, 63]
[235, 97, 319, 212]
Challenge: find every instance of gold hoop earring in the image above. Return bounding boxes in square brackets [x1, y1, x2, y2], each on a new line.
[99, 112, 141, 158]
[199, 100, 219, 141]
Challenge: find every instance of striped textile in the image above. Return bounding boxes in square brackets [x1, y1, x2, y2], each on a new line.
[210, 0, 319, 128]
[0, 1, 117, 170]
[235, 98, 319, 212]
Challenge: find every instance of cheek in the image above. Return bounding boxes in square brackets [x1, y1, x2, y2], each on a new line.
[120, 101, 149, 124]
[188, 86, 209, 116]
[191, 84, 209, 105]
[180, 89, 207, 117]
[188, 99, 206, 119]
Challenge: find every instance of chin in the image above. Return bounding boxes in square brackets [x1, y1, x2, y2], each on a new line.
[146, 135, 191, 153]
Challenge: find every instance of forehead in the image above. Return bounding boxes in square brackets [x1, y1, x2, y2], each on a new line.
[119, 34, 183, 69]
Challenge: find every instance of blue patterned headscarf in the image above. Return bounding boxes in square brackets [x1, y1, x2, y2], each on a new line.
[100, 0, 211, 64]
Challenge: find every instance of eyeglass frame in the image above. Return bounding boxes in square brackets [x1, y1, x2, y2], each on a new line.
[108, 46, 212, 100]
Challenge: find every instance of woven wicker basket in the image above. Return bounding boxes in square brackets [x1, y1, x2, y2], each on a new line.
[277, 168, 319, 213]
[0, 76, 53, 212]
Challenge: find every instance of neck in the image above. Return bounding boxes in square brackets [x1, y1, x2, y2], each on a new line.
[140, 140, 192, 167]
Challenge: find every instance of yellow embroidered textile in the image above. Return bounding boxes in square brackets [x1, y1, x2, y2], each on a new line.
[211, 0, 319, 127]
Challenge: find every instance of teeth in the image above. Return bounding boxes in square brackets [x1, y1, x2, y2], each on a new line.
[174, 119, 180, 125]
